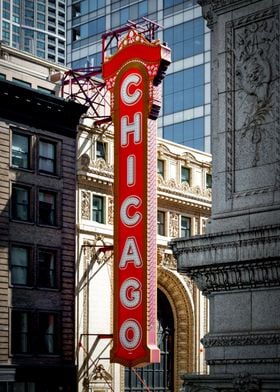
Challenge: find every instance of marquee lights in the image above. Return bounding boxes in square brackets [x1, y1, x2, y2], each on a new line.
[103, 29, 171, 368]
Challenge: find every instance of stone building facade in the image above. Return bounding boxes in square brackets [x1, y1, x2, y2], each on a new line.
[170, 1, 280, 391]
[0, 44, 86, 391]
[76, 122, 212, 392]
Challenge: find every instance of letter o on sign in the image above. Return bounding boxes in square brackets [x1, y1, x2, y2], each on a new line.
[119, 319, 142, 350]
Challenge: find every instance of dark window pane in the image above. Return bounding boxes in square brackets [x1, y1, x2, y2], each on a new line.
[39, 191, 56, 225]
[206, 173, 212, 188]
[11, 246, 30, 286]
[12, 311, 31, 354]
[39, 140, 56, 174]
[92, 196, 104, 223]
[96, 141, 106, 160]
[38, 313, 58, 354]
[12, 133, 30, 169]
[181, 167, 190, 183]
[157, 159, 165, 178]
[38, 250, 56, 288]
[181, 216, 191, 237]
[12, 186, 30, 221]
[157, 211, 165, 236]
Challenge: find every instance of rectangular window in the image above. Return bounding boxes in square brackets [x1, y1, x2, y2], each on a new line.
[12, 78, 32, 89]
[181, 166, 190, 184]
[11, 246, 30, 286]
[12, 132, 30, 169]
[206, 173, 212, 188]
[157, 211, 166, 236]
[96, 141, 107, 161]
[12, 311, 59, 355]
[38, 249, 57, 289]
[157, 159, 165, 178]
[12, 311, 32, 354]
[12, 185, 31, 222]
[39, 191, 56, 226]
[38, 313, 58, 354]
[38, 140, 56, 174]
[181, 216, 191, 238]
[92, 195, 104, 223]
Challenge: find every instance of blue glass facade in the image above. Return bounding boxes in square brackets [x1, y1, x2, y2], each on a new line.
[67, 0, 211, 152]
[0, 0, 66, 64]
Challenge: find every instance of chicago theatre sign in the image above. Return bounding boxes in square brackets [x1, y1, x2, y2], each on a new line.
[103, 29, 171, 367]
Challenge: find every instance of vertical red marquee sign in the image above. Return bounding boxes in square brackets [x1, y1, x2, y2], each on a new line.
[103, 29, 171, 367]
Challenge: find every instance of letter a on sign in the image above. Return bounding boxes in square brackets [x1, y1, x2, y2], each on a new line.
[103, 28, 171, 368]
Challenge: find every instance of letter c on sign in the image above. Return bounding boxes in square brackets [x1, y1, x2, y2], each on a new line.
[120, 196, 142, 227]
[121, 73, 142, 105]
[119, 319, 142, 350]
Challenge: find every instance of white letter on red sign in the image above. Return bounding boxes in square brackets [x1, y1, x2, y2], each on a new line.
[119, 237, 142, 269]
[121, 73, 142, 105]
[119, 319, 142, 350]
[120, 196, 142, 227]
[121, 113, 142, 146]
[127, 155, 136, 187]
[120, 278, 142, 309]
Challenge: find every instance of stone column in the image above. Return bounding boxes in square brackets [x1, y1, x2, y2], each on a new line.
[170, 1, 280, 390]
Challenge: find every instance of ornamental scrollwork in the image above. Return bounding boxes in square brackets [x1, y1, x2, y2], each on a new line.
[235, 18, 274, 166]
[81, 191, 90, 219]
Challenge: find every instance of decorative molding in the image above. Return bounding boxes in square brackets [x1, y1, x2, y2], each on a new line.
[202, 333, 280, 348]
[226, 7, 280, 198]
[157, 175, 212, 202]
[81, 191, 90, 220]
[172, 226, 280, 294]
[207, 358, 280, 365]
[108, 197, 113, 225]
[169, 212, 179, 238]
[185, 259, 280, 295]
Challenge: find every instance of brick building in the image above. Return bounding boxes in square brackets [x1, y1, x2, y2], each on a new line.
[0, 44, 86, 391]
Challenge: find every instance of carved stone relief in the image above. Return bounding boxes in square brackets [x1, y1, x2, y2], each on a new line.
[108, 197, 113, 225]
[169, 212, 179, 237]
[81, 191, 90, 219]
[226, 8, 279, 197]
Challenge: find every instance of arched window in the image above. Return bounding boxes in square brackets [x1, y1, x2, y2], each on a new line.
[125, 289, 174, 391]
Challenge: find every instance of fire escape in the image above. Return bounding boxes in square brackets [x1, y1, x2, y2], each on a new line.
[60, 18, 162, 392]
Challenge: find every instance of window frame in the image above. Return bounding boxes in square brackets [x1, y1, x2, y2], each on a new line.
[181, 166, 191, 184]
[11, 310, 33, 355]
[37, 247, 59, 289]
[11, 310, 60, 356]
[11, 184, 32, 222]
[206, 173, 212, 189]
[92, 194, 105, 224]
[181, 216, 191, 238]
[10, 245, 33, 287]
[38, 138, 57, 175]
[157, 210, 166, 236]
[157, 159, 165, 178]
[96, 140, 107, 161]
[38, 189, 58, 226]
[11, 130, 32, 170]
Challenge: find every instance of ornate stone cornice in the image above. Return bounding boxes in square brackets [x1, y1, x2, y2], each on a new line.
[157, 175, 212, 205]
[202, 333, 280, 348]
[183, 259, 280, 295]
[171, 226, 280, 294]
[198, 0, 260, 28]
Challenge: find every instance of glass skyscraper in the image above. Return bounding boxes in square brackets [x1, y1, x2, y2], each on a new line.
[0, 0, 66, 65]
[67, 0, 211, 152]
